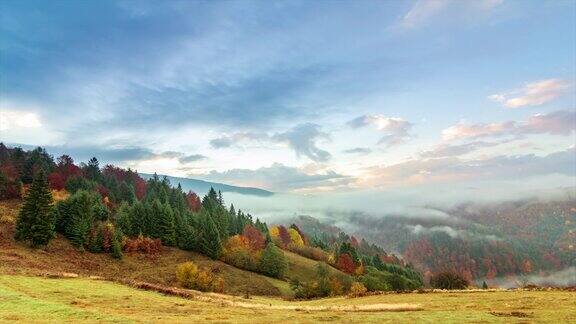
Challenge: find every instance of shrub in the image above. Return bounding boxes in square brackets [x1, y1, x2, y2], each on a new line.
[430, 271, 469, 290]
[349, 282, 367, 297]
[221, 235, 260, 272]
[176, 262, 225, 293]
[176, 261, 199, 289]
[123, 234, 162, 254]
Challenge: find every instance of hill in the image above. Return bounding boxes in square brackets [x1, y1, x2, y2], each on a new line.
[294, 198, 576, 284]
[139, 173, 273, 197]
[0, 200, 351, 298]
[1, 274, 574, 323]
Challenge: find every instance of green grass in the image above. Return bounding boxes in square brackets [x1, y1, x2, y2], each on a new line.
[1, 275, 574, 323]
[283, 250, 348, 283]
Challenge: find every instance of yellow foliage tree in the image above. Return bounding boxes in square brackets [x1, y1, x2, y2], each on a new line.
[288, 228, 304, 247]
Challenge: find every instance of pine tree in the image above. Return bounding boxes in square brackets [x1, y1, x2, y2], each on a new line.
[14, 170, 55, 247]
[482, 281, 488, 289]
[85, 157, 101, 181]
[198, 210, 222, 260]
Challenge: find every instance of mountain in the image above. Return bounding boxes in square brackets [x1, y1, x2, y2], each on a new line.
[139, 173, 274, 197]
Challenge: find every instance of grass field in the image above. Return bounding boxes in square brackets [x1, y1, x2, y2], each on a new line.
[1, 275, 574, 323]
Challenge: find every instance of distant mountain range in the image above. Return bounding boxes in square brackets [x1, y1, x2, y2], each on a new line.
[139, 173, 273, 197]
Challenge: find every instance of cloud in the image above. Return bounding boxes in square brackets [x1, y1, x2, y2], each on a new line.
[489, 79, 571, 108]
[272, 123, 331, 162]
[363, 147, 576, 187]
[0, 109, 42, 130]
[420, 141, 504, 158]
[210, 124, 332, 163]
[210, 132, 269, 149]
[402, 0, 450, 28]
[179, 154, 207, 163]
[347, 115, 413, 146]
[401, 0, 503, 28]
[343, 147, 372, 155]
[442, 110, 576, 141]
[199, 163, 350, 192]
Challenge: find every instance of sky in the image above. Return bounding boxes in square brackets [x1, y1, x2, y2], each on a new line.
[1, 0, 575, 203]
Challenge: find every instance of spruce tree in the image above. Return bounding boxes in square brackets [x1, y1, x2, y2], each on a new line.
[199, 210, 222, 260]
[157, 202, 176, 246]
[14, 170, 55, 247]
[115, 202, 133, 237]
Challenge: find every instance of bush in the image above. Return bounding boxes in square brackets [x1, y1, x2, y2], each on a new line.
[176, 261, 199, 289]
[176, 262, 225, 293]
[123, 234, 162, 254]
[430, 271, 469, 290]
[349, 282, 367, 297]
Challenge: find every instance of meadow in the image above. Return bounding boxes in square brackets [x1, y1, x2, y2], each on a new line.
[1, 275, 574, 323]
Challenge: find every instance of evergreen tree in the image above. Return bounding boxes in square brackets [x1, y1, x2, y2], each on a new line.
[111, 229, 123, 259]
[157, 202, 176, 246]
[85, 157, 101, 181]
[65, 190, 99, 247]
[198, 210, 222, 260]
[482, 281, 488, 289]
[14, 170, 55, 247]
[115, 202, 133, 237]
[117, 181, 136, 204]
[259, 242, 288, 278]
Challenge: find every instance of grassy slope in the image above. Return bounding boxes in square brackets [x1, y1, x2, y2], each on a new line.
[0, 220, 289, 296]
[1, 275, 575, 323]
[0, 199, 348, 298]
[283, 250, 347, 282]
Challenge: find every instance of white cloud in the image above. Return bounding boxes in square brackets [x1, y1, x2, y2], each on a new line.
[0, 109, 42, 130]
[489, 79, 571, 108]
[347, 115, 413, 147]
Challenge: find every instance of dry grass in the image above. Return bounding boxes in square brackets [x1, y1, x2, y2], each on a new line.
[1, 274, 575, 323]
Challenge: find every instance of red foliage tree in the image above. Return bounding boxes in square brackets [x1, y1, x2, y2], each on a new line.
[47, 155, 82, 190]
[278, 225, 292, 247]
[186, 191, 201, 212]
[48, 172, 66, 190]
[242, 225, 265, 251]
[336, 253, 356, 274]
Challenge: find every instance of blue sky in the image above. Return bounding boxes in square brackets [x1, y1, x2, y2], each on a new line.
[1, 0, 575, 197]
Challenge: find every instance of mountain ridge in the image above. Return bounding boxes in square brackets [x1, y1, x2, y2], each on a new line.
[139, 173, 274, 197]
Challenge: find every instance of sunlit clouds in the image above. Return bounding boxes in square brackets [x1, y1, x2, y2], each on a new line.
[489, 79, 572, 108]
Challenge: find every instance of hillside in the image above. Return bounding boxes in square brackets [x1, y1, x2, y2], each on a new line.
[0, 200, 352, 298]
[139, 173, 273, 197]
[294, 198, 576, 284]
[2, 275, 575, 323]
